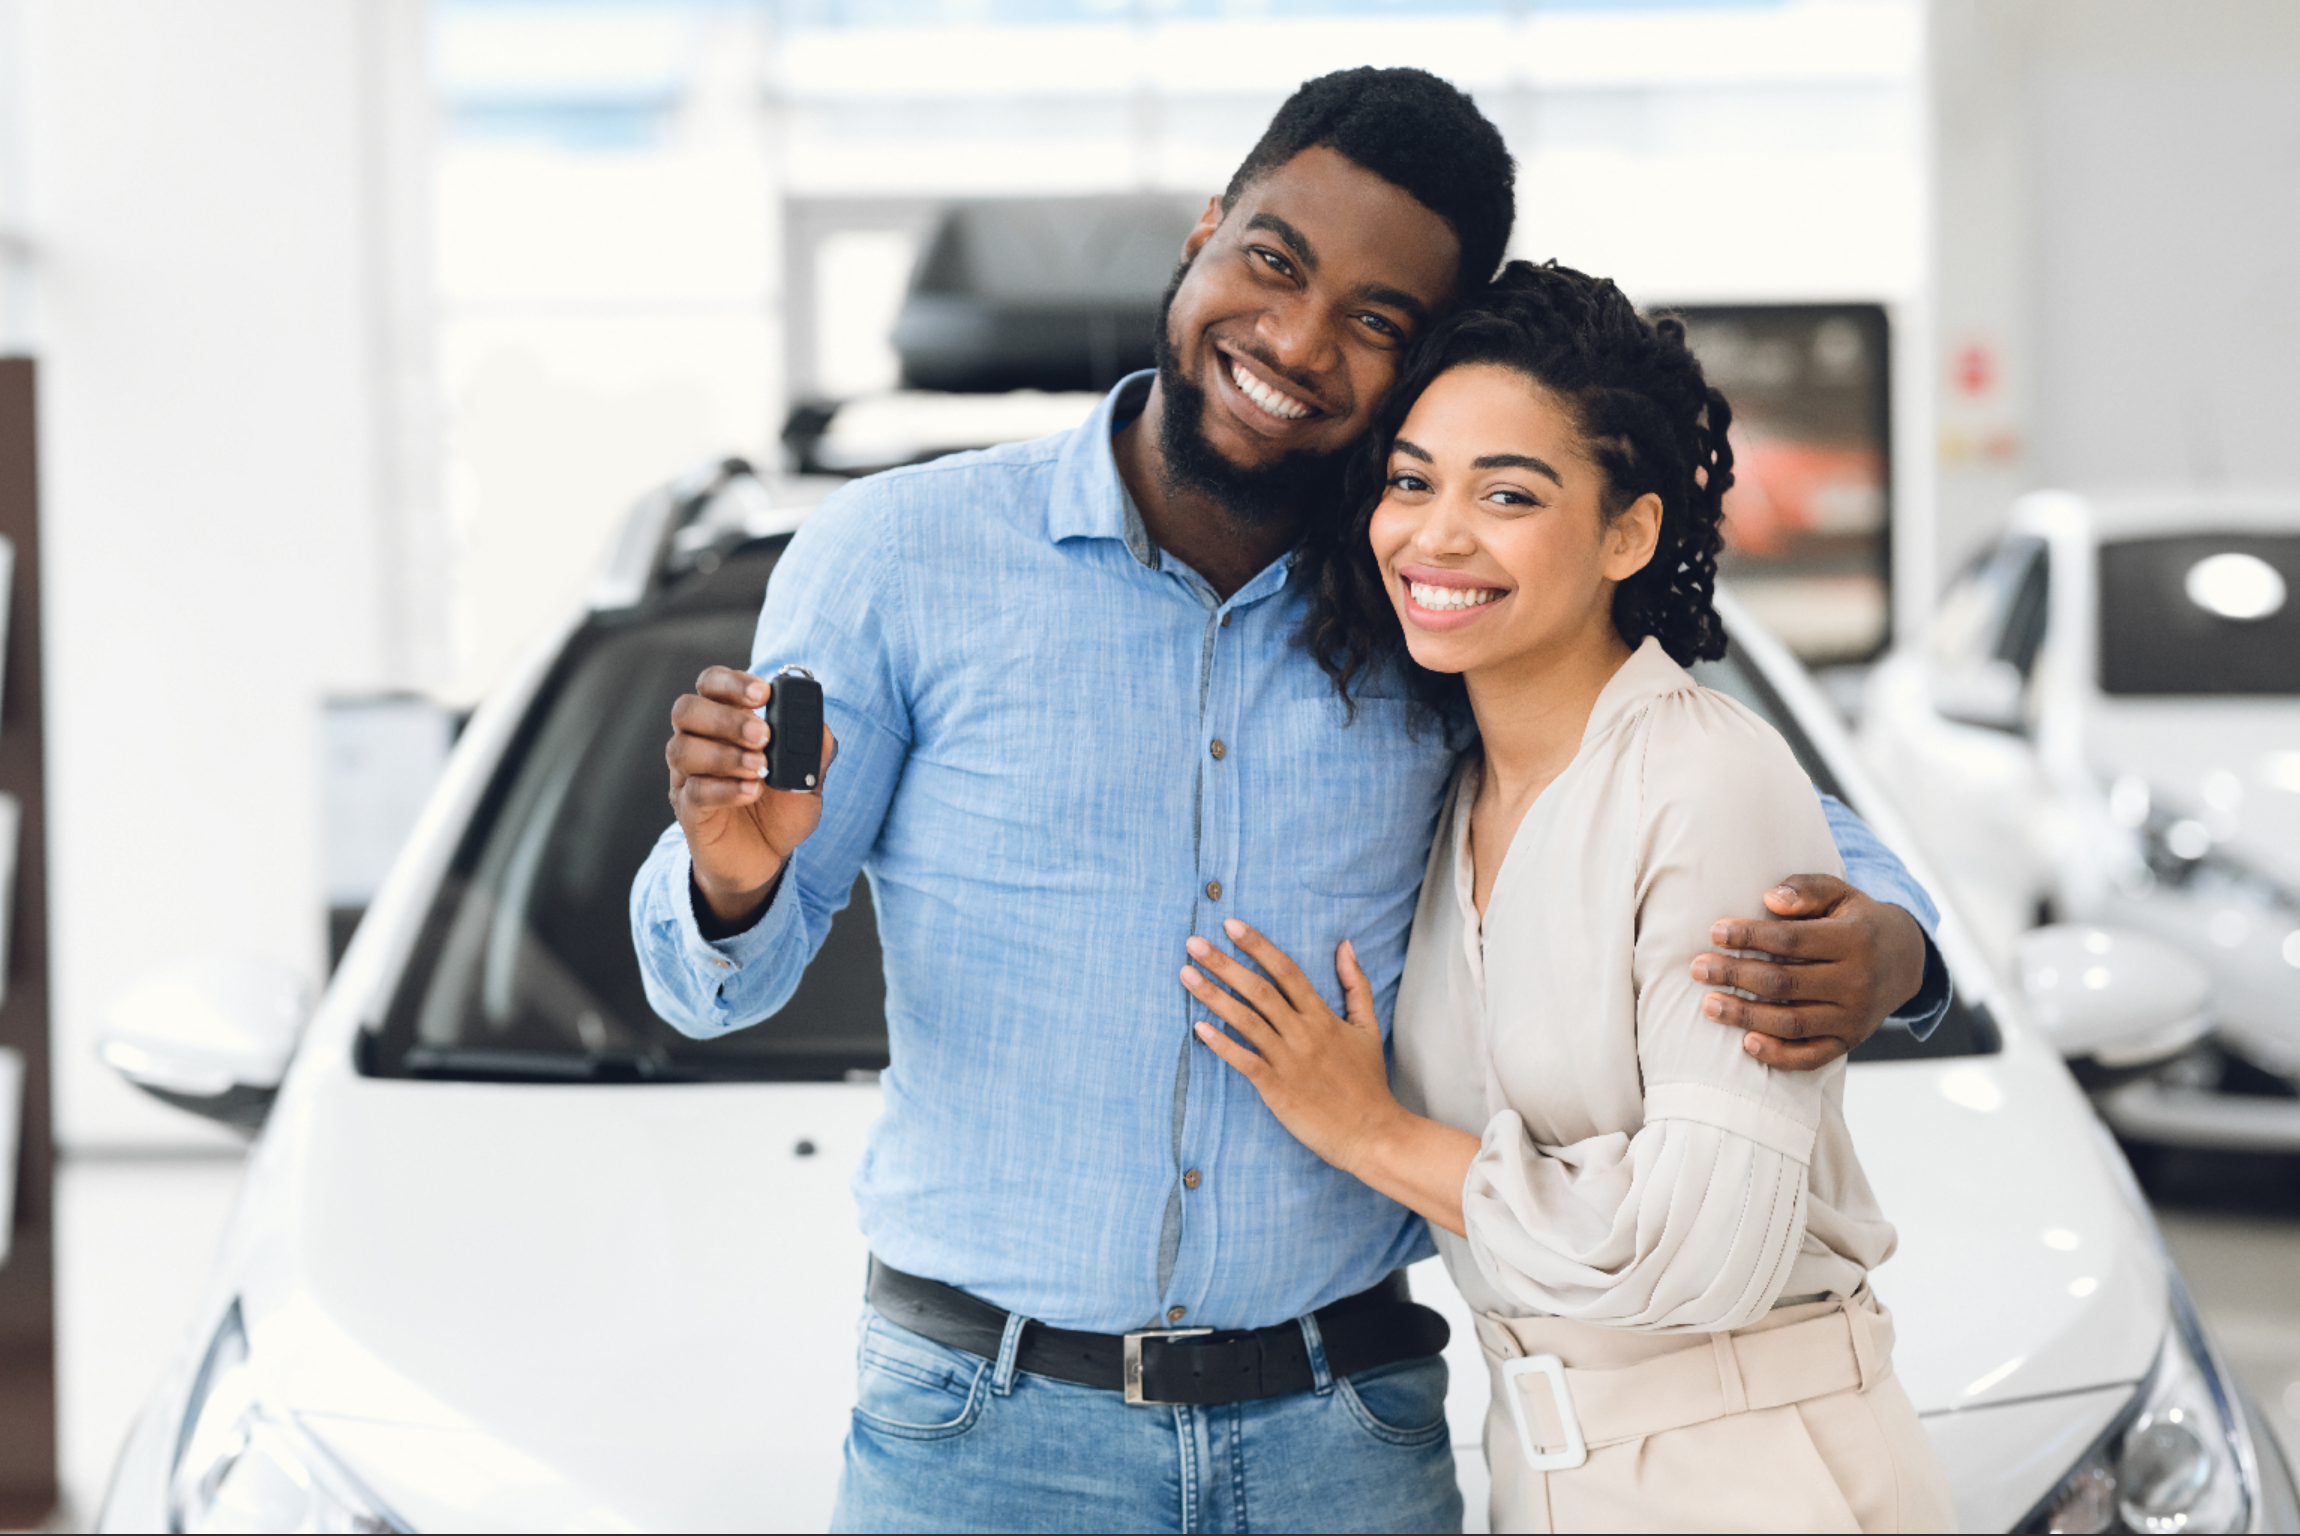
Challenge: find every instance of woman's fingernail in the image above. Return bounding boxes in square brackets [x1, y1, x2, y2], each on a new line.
[1224, 918, 1245, 938]
[1186, 936, 1210, 957]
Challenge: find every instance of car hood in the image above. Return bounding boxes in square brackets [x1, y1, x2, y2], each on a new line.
[243, 1076, 882, 1533]
[1843, 1026, 2165, 1417]
[2087, 698, 2300, 886]
[228, 1029, 2162, 1531]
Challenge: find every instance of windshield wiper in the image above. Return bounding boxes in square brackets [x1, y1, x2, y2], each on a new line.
[399, 1046, 698, 1084]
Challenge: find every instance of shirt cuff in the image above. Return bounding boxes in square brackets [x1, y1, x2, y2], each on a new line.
[1887, 930, 1953, 1041]
[669, 842, 799, 979]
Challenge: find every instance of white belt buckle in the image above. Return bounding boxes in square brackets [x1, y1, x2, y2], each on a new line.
[1502, 1354, 1588, 1470]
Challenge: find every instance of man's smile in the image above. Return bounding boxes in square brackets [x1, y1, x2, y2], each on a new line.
[1213, 345, 1326, 433]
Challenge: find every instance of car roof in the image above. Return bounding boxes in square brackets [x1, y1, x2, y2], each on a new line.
[2016, 487, 2300, 541]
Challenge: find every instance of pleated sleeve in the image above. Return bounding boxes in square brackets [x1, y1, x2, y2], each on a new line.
[1460, 684, 1848, 1333]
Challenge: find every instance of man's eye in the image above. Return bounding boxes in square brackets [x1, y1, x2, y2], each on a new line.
[1253, 247, 1294, 278]
[1359, 313, 1404, 341]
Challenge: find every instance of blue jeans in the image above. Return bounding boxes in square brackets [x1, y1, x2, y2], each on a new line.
[829, 1305, 1463, 1534]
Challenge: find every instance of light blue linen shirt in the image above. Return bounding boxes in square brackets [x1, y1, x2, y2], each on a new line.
[630, 372, 1946, 1335]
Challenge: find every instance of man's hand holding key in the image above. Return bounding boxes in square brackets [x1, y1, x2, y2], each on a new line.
[665, 665, 836, 931]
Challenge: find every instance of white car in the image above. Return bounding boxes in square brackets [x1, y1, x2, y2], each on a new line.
[1859, 491, 2300, 1154]
[96, 466, 2298, 1534]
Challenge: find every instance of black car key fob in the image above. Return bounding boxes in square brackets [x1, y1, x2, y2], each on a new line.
[764, 666, 823, 792]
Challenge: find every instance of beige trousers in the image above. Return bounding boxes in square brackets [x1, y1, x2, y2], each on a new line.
[1476, 1290, 1957, 1534]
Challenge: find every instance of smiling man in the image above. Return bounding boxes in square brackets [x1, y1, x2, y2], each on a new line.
[631, 68, 1947, 1534]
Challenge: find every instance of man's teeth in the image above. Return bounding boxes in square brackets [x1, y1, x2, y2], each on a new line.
[1231, 361, 1310, 420]
[1409, 580, 1502, 612]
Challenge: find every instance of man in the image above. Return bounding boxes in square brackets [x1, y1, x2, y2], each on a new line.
[632, 68, 1946, 1534]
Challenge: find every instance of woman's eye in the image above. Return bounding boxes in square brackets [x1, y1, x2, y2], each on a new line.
[1488, 488, 1541, 510]
[1387, 471, 1430, 494]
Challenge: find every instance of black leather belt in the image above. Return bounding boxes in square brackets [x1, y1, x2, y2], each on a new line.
[865, 1256, 1450, 1407]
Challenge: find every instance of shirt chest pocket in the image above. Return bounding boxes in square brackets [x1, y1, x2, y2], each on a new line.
[1257, 695, 1449, 899]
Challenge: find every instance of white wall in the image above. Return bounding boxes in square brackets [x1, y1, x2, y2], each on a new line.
[22, 0, 441, 1148]
[1929, 0, 2300, 588]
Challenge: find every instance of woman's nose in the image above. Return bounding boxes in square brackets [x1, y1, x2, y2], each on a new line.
[1414, 493, 1481, 557]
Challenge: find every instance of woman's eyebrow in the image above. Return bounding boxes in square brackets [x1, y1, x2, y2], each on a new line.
[1472, 452, 1564, 486]
[1392, 438, 1433, 463]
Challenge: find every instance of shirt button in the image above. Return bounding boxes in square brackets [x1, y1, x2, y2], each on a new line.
[1183, 1168, 1202, 1190]
[1167, 1305, 1188, 1323]
[1209, 739, 1226, 760]
[1204, 880, 1222, 902]
[1220, 612, 1232, 627]
[709, 957, 733, 969]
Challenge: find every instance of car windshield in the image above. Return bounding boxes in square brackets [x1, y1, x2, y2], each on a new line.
[363, 549, 1989, 1083]
[365, 549, 891, 1083]
[2098, 531, 2300, 696]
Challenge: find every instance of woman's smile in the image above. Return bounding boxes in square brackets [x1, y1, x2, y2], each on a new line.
[1396, 564, 1511, 631]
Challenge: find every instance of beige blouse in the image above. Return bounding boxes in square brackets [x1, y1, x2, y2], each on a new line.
[1392, 637, 1897, 1332]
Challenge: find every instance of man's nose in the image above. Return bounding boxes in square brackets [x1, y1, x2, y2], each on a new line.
[1252, 297, 1338, 378]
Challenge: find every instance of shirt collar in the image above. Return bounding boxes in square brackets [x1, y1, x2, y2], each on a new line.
[1050, 370, 1160, 570]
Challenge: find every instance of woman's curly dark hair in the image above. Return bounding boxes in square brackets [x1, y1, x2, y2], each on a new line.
[1298, 259, 1733, 722]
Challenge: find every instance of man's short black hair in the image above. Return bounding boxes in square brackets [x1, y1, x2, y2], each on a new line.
[1222, 67, 1515, 290]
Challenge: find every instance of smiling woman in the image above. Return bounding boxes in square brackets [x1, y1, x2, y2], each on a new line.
[1195, 262, 1958, 1533]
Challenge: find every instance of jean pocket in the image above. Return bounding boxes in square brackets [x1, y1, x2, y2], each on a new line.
[851, 1312, 990, 1442]
[1336, 1353, 1452, 1447]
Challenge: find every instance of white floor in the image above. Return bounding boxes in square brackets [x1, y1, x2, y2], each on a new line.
[42, 1154, 2300, 1531]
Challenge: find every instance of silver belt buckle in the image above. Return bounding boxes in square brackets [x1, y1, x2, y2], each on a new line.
[1122, 1327, 1213, 1406]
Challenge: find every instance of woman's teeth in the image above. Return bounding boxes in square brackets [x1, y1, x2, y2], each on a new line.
[1409, 580, 1502, 612]
[1231, 361, 1310, 420]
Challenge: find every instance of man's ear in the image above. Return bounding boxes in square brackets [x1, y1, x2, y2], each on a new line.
[1183, 195, 1224, 260]
[1605, 492, 1665, 581]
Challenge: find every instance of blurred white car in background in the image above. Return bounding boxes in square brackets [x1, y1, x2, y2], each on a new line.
[89, 468, 2297, 1534]
[1860, 491, 2300, 1155]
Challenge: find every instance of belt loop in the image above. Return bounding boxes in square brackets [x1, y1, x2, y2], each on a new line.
[1843, 1299, 1880, 1394]
[1298, 1310, 1336, 1396]
[1709, 1332, 1749, 1416]
[991, 1310, 1029, 1397]
[1475, 1314, 1525, 1361]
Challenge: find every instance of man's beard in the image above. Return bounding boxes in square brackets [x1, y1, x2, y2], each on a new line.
[1151, 260, 1350, 529]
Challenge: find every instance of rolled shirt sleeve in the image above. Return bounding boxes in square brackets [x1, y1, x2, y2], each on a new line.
[1819, 792, 1952, 1039]
[629, 480, 915, 1039]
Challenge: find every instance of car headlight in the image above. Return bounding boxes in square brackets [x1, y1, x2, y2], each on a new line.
[2020, 1281, 2256, 1534]
[169, 1303, 408, 1534]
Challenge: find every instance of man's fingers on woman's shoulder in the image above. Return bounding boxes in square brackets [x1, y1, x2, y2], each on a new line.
[1699, 952, 1825, 1001]
[1706, 991, 1839, 1040]
[1742, 1032, 1852, 1070]
[1763, 873, 1851, 915]
[1713, 918, 1848, 962]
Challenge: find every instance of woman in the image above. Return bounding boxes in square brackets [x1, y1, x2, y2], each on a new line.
[1178, 262, 1956, 1533]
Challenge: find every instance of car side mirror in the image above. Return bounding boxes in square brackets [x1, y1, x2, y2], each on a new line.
[2016, 924, 2211, 1085]
[1930, 658, 2027, 732]
[99, 956, 311, 1128]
